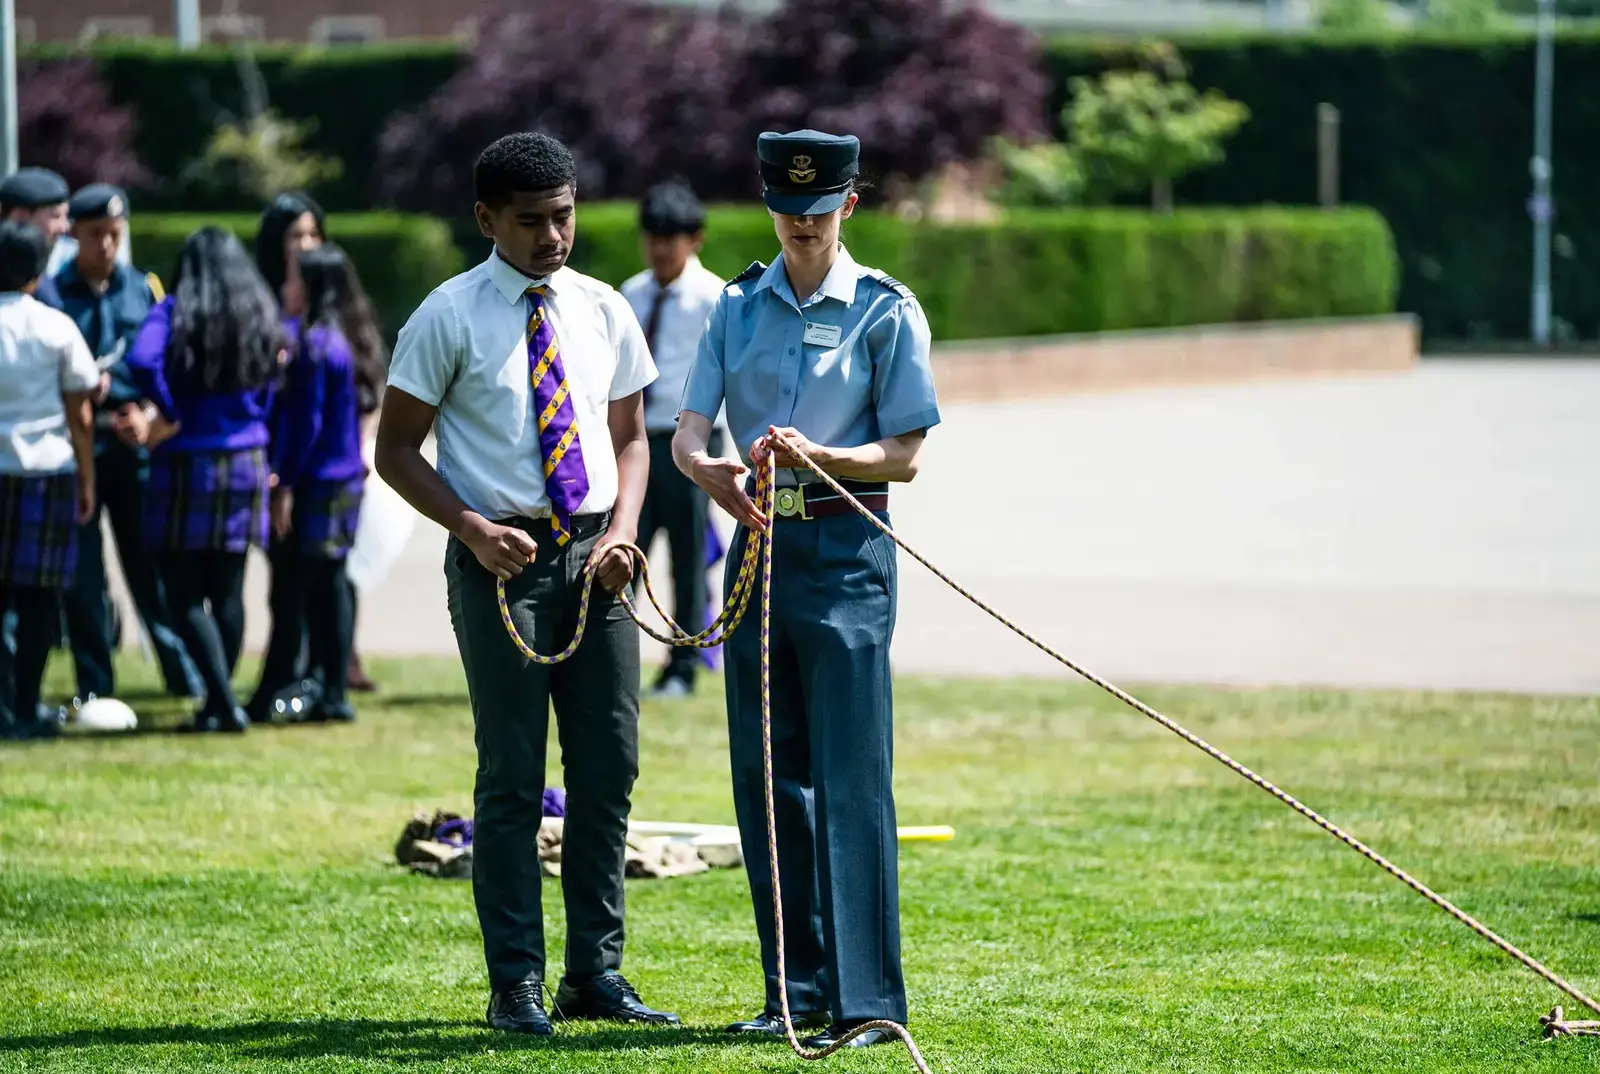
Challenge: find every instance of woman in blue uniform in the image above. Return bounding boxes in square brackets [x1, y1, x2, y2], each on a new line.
[250, 244, 382, 723]
[126, 226, 284, 733]
[673, 130, 941, 1049]
[0, 221, 99, 739]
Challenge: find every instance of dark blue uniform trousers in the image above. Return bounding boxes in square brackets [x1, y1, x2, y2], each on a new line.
[724, 509, 907, 1024]
[63, 435, 200, 698]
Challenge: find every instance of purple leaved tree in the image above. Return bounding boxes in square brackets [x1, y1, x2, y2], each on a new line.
[19, 60, 150, 189]
[376, 0, 747, 213]
[735, 0, 1047, 189]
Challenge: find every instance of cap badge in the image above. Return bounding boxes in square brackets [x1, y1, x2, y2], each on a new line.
[788, 155, 816, 185]
[106, 195, 124, 217]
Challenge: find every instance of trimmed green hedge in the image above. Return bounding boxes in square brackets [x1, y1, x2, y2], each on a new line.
[1044, 31, 1600, 342]
[127, 207, 1392, 344]
[565, 204, 1398, 340]
[128, 212, 463, 342]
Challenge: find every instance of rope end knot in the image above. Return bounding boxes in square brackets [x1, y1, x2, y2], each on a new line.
[1541, 1004, 1600, 1039]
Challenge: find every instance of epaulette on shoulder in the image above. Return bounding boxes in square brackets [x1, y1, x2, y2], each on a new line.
[863, 268, 914, 299]
[726, 261, 766, 289]
[144, 271, 165, 302]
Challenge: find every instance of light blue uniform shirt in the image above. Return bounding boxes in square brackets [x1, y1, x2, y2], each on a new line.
[680, 245, 940, 483]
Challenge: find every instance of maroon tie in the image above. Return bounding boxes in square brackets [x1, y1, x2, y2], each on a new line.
[642, 285, 667, 405]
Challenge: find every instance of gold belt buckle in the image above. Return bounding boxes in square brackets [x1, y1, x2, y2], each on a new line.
[774, 485, 809, 520]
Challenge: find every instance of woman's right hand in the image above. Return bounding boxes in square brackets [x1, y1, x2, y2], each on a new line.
[691, 453, 767, 531]
[462, 515, 539, 580]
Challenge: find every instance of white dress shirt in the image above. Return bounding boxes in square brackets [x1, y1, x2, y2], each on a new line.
[0, 291, 98, 475]
[387, 252, 657, 522]
[619, 255, 725, 434]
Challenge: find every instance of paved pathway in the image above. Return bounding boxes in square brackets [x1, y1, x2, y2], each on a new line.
[138, 360, 1596, 695]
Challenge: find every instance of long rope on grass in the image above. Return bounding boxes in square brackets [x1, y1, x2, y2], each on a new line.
[496, 433, 1598, 1069]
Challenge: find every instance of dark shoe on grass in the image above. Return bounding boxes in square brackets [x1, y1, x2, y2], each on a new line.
[801, 1020, 898, 1049]
[725, 1010, 830, 1036]
[552, 970, 679, 1025]
[486, 980, 553, 1036]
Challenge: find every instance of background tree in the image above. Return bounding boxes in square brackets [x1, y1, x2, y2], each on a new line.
[18, 60, 148, 190]
[732, 0, 1046, 194]
[377, 0, 1048, 211]
[997, 46, 1248, 212]
[1317, 0, 1399, 31]
[1066, 67, 1250, 212]
[1421, 0, 1509, 30]
[376, 0, 747, 213]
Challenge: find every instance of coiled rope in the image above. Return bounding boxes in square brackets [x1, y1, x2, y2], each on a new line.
[495, 432, 1597, 1067]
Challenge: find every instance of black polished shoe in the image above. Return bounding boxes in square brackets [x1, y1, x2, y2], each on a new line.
[486, 980, 554, 1035]
[725, 1010, 830, 1036]
[552, 970, 680, 1025]
[178, 706, 249, 734]
[801, 1021, 898, 1049]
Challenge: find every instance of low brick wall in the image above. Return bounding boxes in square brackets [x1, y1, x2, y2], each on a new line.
[932, 315, 1420, 400]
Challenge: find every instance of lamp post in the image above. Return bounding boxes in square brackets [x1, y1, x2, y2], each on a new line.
[0, 0, 16, 177]
[1530, 0, 1555, 346]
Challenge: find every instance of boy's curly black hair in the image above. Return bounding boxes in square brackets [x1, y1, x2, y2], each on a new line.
[474, 133, 577, 208]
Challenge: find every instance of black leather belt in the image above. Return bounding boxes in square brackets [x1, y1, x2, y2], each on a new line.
[498, 511, 612, 539]
[768, 481, 887, 521]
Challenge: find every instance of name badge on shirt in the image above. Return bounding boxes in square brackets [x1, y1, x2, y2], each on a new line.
[802, 321, 843, 348]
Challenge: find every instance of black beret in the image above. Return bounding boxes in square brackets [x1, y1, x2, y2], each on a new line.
[68, 183, 129, 222]
[0, 167, 70, 209]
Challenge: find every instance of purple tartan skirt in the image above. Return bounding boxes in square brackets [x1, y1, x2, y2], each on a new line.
[289, 475, 364, 559]
[0, 471, 79, 589]
[144, 447, 270, 554]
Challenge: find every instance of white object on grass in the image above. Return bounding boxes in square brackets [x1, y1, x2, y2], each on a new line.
[74, 696, 137, 732]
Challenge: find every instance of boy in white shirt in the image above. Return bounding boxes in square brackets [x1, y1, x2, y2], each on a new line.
[619, 182, 726, 699]
[0, 220, 99, 738]
[376, 133, 676, 1036]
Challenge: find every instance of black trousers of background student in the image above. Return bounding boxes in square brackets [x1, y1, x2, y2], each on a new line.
[0, 585, 61, 736]
[159, 552, 247, 717]
[250, 542, 353, 717]
[636, 429, 722, 688]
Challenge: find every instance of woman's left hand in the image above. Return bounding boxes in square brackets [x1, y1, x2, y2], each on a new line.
[756, 426, 834, 472]
[591, 530, 637, 594]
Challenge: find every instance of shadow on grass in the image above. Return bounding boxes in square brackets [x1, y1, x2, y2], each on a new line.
[0, 1018, 740, 1061]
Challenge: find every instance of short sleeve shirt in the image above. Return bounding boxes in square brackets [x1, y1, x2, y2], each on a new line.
[387, 253, 657, 521]
[680, 245, 940, 482]
[0, 292, 99, 475]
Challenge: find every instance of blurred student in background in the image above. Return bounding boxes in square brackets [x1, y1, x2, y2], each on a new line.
[252, 192, 382, 699]
[54, 184, 201, 706]
[620, 181, 726, 699]
[0, 169, 70, 309]
[125, 227, 283, 734]
[247, 244, 384, 724]
[0, 221, 99, 739]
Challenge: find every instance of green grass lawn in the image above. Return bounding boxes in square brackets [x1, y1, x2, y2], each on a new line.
[2, 654, 1598, 1073]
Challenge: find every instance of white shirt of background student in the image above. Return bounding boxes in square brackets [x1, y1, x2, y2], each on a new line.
[620, 253, 725, 435]
[0, 289, 99, 475]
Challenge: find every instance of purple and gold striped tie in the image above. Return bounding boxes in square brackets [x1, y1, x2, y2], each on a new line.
[526, 285, 590, 545]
